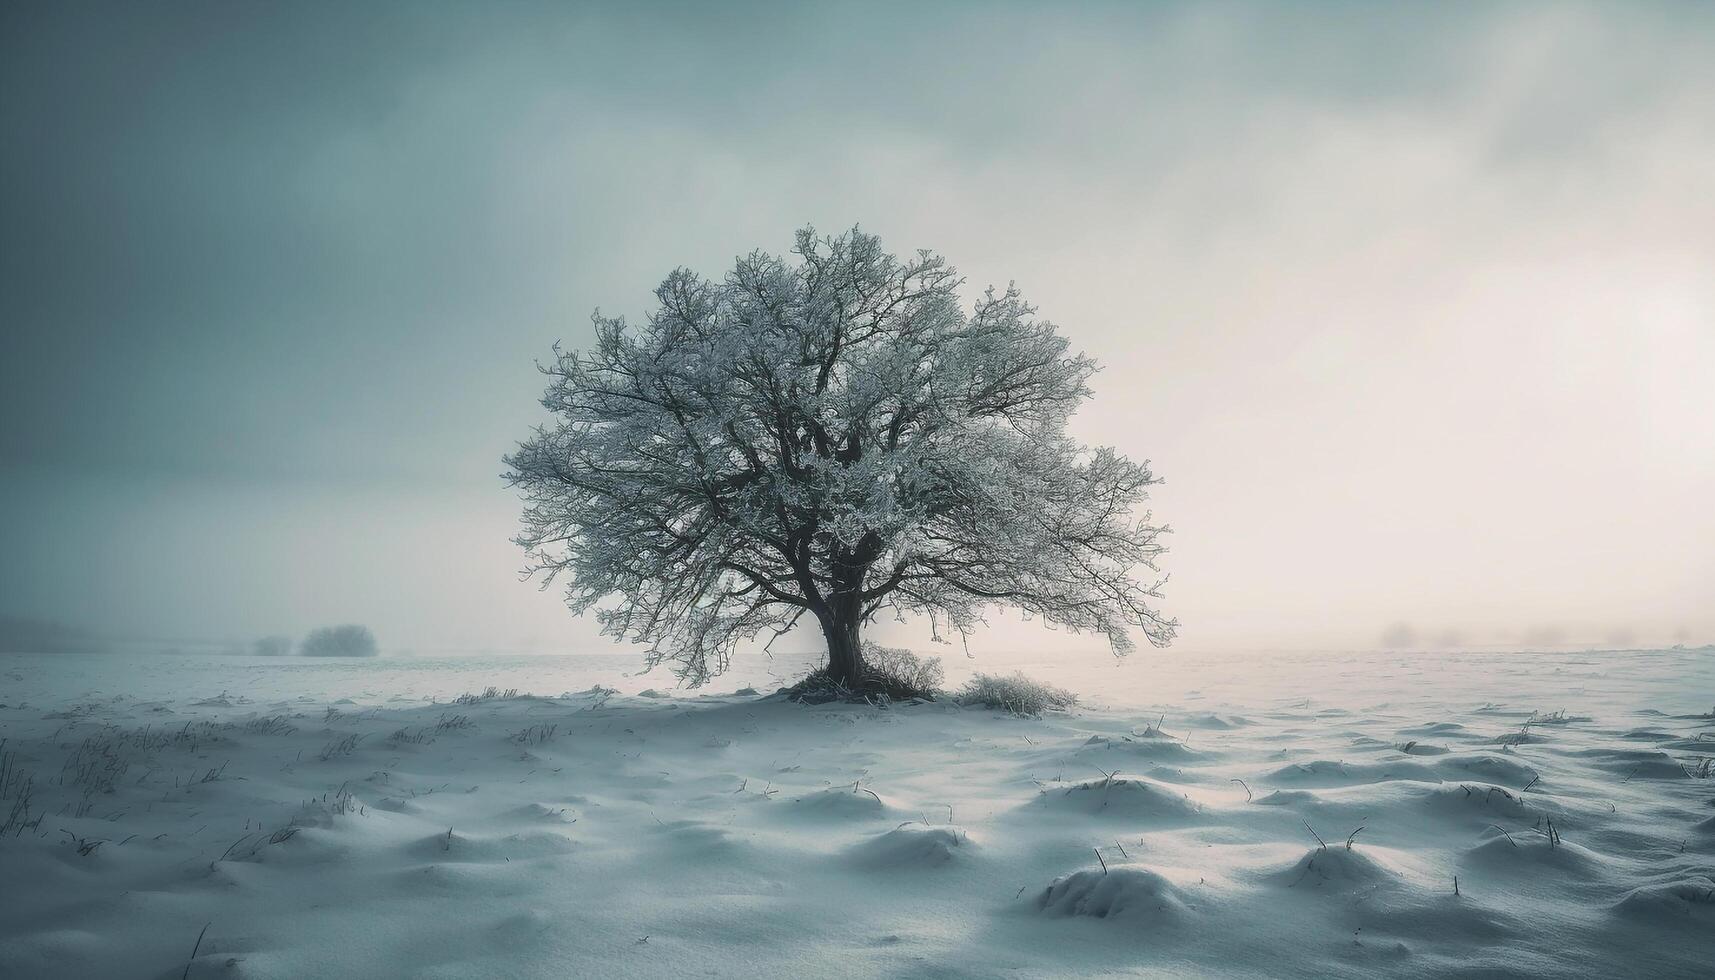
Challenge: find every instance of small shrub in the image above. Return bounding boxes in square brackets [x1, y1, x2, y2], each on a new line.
[789, 645, 944, 704]
[959, 672, 1077, 717]
[787, 668, 856, 705]
[865, 646, 944, 699]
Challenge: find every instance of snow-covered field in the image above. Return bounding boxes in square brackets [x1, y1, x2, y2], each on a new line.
[1, 648, 1711, 979]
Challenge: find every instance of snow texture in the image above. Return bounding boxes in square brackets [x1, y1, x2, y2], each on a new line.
[0, 646, 1710, 978]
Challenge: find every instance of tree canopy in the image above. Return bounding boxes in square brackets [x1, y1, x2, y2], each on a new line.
[506, 227, 1174, 687]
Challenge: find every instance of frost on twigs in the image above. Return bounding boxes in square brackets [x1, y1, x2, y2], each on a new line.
[506, 226, 1175, 687]
[788, 645, 944, 704]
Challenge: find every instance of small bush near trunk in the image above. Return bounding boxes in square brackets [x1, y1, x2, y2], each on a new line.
[790, 645, 944, 704]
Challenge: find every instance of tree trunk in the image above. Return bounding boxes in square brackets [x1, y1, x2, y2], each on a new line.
[820, 609, 865, 688]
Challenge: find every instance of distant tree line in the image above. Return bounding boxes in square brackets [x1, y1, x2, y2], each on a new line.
[255, 624, 378, 657]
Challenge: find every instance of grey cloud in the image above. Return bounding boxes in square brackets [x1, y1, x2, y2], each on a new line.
[3, 1, 1712, 652]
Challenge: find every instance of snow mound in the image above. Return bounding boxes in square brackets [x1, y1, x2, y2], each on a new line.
[1465, 829, 1599, 875]
[1660, 736, 1715, 751]
[1182, 711, 1251, 728]
[1361, 894, 1521, 943]
[510, 802, 578, 823]
[229, 826, 353, 867]
[1422, 782, 1538, 823]
[791, 786, 902, 819]
[1433, 753, 1539, 786]
[1035, 867, 1187, 922]
[847, 824, 973, 869]
[371, 796, 425, 814]
[183, 949, 300, 980]
[1271, 846, 1404, 890]
[491, 908, 557, 945]
[648, 819, 748, 855]
[1080, 733, 1200, 760]
[1612, 876, 1715, 923]
[1399, 721, 1466, 735]
[408, 829, 574, 863]
[1264, 758, 1441, 787]
[1048, 776, 1204, 820]
[1577, 748, 1691, 780]
[1253, 789, 1319, 806]
[1619, 728, 1673, 741]
[1142, 763, 1216, 785]
[404, 861, 547, 897]
[1488, 731, 1551, 745]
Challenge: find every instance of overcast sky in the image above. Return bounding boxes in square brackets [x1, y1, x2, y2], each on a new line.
[3, 1, 1712, 657]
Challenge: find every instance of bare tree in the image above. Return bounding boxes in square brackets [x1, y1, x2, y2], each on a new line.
[506, 227, 1174, 688]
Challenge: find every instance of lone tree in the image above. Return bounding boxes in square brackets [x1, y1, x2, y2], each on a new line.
[506, 227, 1174, 688]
